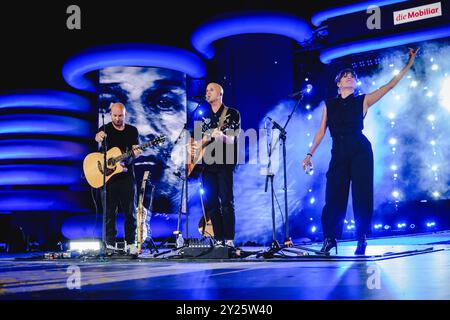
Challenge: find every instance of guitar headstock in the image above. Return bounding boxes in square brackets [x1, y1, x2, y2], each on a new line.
[151, 135, 166, 146]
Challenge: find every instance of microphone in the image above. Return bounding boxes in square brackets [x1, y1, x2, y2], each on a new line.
[191, 95, 206, 101]
[267, 116, 284, 131]
[288, 84, 313, 97]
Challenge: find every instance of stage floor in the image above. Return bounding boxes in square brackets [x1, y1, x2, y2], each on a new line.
[0, 231, 449, 300]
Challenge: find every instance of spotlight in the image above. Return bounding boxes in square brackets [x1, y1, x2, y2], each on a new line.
[426, 91, 434, 98]
[410, 80, 418, 88]
[431, 64, 439, 71]
[390, 164, 398, 171]
[388, 112, 396, 119]
[344, 219, 348, 224]
[384, 225, 391, 230]
[309, 197, 315, 204]
[410, 224, 415, 229]
[305, 78, 309, 82]
[427, 114, 435, 122]
[392, 190, 400, 198]
[199, 188, 205, 195]
[426, 222, 436, 227]
[309, 217, 313, 221]
[305, 104, 311, 110]
[307, 114, 312, 120]
[389, 138, 397, 145]
[431, 165, 438, 172]
[357, 81, 362, 86]
[393, 69, 400, 76]
[311, 226, 317, 233]
[397, 223, 406, 229]
[69, 240, 101, 252]
[198, 110, 203, 115]
[430, 140, 436, 146]
[393, 173, 398, 178]
[432, 191, 440, 198]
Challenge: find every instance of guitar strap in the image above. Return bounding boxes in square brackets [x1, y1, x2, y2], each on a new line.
[218, 105, 229, 128]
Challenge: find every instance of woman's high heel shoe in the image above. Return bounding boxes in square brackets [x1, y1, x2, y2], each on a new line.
[354, 235, 367, 255]
[319, 238, 338, 255]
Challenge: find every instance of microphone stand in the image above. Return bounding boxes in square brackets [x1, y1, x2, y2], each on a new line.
[156, 98, 203, 252]
[100, 107, 108, 256]
[259, 93, 320, 258]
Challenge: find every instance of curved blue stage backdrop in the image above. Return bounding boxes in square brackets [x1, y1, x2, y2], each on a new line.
[63, 43, 206, 92]
[191, 11, 312, 59]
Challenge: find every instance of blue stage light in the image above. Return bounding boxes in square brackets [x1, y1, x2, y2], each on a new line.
[0, 114, 92, 138]
[311, 0, 408, 26]
[63, 43, 207, 92]
[0, 190, 90, 212]
[0, 164, 83, 186]
[199, 188, 205, 195]
[191, 12, 312, 59]
[311, 225, 317, 233]
[198, 110, 203, 115]
[0, 139, 89, 161]
[320, 24, 450, 63]
[0, 90, 92, 113]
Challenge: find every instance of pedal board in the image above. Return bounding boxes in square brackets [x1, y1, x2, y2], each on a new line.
[179, 238, 233, 259]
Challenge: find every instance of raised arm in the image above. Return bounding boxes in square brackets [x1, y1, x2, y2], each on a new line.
[363, 48, 420, 113]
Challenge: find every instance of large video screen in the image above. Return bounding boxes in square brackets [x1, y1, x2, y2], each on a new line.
[98, 66, 186, 214]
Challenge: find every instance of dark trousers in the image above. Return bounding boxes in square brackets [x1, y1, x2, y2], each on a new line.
[321, 134, 373, 239]
[201, 165, 236, 241]
[102, 173, 137, 245]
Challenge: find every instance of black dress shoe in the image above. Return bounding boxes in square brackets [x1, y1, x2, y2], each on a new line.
[319, 238, 337, 255]
[354, 235, 367, 255]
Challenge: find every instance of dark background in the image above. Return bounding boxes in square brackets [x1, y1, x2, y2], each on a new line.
[0, 0, 364, 93]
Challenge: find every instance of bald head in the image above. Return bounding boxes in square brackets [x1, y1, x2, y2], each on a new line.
[110, 102, 126, 113]
[110, 102, 126, 129]
[206, 82, 224, 105]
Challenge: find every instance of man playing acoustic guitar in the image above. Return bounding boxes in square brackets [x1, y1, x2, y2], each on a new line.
[192, 83, 241, 248]
[95, 102, 142, 254]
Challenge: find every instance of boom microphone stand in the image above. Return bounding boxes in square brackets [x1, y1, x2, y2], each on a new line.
[100, 107, 108, 256]
[155, 98, 203, 253]
[259, 90, 321, 258]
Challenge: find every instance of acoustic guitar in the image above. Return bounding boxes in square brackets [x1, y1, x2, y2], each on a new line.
[83, 135, 165, 188]
[187, 119, 238, 178]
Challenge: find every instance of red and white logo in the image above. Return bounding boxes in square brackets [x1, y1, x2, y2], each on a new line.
[393, 2, 442, 25]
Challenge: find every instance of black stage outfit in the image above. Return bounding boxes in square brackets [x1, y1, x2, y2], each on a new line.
[197, 104, 241, 242]
[322, 93, 373, 239]
[99, 122, 139, 246]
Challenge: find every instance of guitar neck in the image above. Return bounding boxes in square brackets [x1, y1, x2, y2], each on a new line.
[113, 140, 158, 162]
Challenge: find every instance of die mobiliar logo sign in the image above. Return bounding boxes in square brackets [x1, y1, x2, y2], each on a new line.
[393, 2, 442, 25]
